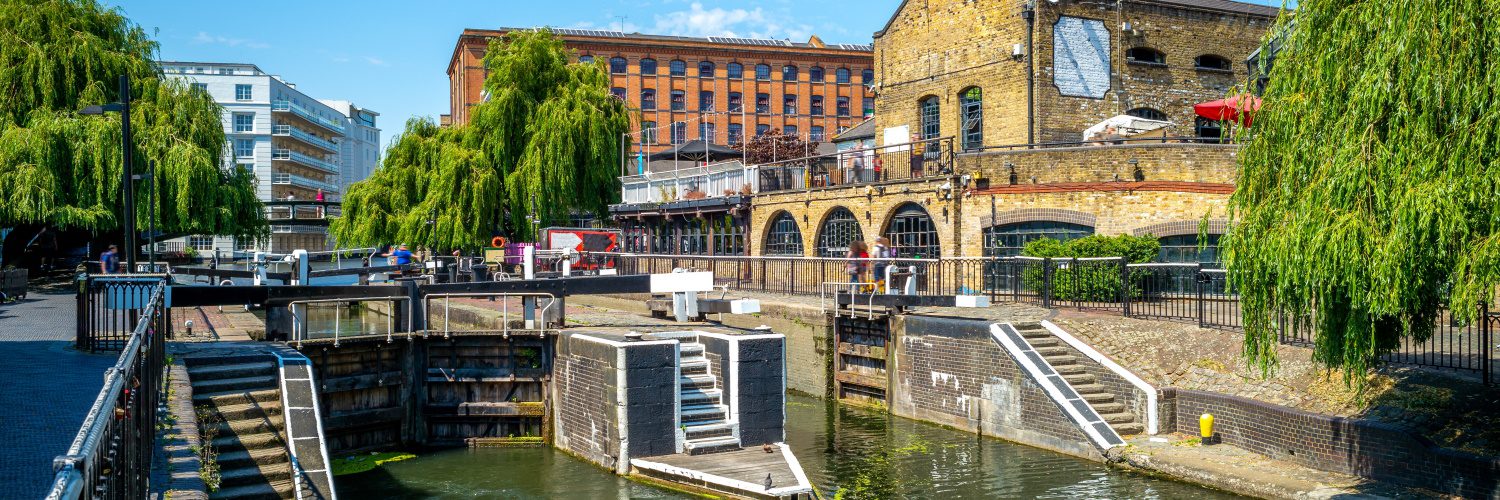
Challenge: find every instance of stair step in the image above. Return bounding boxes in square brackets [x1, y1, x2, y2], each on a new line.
[215, 447, 290, 469]
[1035, 346, 1070, 357]
[684, 436, 741, 455]
[1081, 392, 1115, 404]
[680, 342, 705, 356]
[1099, 411, 1135, 424]
[1053, 364, 1087, 375]
[1091, 402, 1126, 414]
[213, 432, 283, 453]
[218, 462, 291, 488]
[208, 401, 283, 422]
[681, 404, 726, 422]
[1072, 383, 1108, 394]
[680, 374, 716, 389]
[194, 388, 281, 407]
[681, 364, 709, 376]
[192, 375, 278, 395]
[684, 421, 736, 440]
[681, 388, 722, 405]
[1113, 422, 1146, 436]
[210, 479, 296, 500]
[1062, 373, 1096, 385]
[1042, 354, 1078, 366]
[214, 413, 286, 437]
[188, 362, 277, 382]
[1025, 336, 1059, 348]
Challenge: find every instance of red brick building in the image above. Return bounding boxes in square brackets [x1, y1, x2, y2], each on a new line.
[447, 28, 874, 156]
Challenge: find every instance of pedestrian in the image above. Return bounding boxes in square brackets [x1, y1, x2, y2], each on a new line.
[845, 240, 869, 291]
[872, 237, 892, 288]
[386, 244, 414, 271]
[315, 188, 325, 202]
[98, 244, 119, 274]
[315, 189, 325, 218]
[909, 134, 925, 177]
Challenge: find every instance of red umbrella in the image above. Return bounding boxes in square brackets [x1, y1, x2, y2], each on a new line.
[1194, 95, 1262, 127]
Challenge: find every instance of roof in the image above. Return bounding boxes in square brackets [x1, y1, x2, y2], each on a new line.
[875, 0, 1280, 37]
[478, 27, 873, 53]
[833, 118, 876, 142]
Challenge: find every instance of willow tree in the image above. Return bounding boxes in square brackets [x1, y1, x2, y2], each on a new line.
[0, 0, 265, 258]
[1226, 0, 1500, 384]
[332, 30, 627, 251]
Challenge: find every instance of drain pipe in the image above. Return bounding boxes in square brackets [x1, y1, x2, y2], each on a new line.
[1023, 0, 1036, 145]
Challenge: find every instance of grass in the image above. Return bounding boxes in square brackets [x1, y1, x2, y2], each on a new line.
[331, 451, 418, 476]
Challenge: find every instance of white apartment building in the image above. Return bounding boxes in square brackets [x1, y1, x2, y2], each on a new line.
[158, 62, 381, 254]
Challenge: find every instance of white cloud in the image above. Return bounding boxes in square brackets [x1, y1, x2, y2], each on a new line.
[191, 31, 269, 49]
[650, 2, 809, 41]
[363, 56, 387, 66]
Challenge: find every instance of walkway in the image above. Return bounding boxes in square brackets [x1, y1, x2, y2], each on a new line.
[0, 290, 117, 498]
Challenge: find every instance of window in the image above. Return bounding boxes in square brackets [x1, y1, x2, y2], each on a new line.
[810, 96, 825, 116]
[641, 89, 656, 110]
[677, 220, 708, 254]
[1126, 47, 1167, 65]
[862, 97, 875, 117]
[783, 65, 799, 82]
[810, 126, 825, 142]
[234, 237, 254, 251]
[885, 203, 940, 259]
[699, 61, 715, 78]
[217, 68, 232, 75]
[1194, 54, 1232, 71]
[670, 90, 685, 111]
[189, 236, 214, 251]
[755, 93, 770, 114]
[234, 138, 254, 158]
[640, 58, 658, 74]
[764, 212, 804, 255]
[727, 62, 744, 79]
[701, 122, 716, 143]
[920, 96, 940, 155]
[235, 163, 253, 174]
[728, 92, 743, 112]
[959, 87, 982, 151]
[755, 124, 770, 137]
[982, 221, 1094, 257]
[712, 215, 744, 255]
[671, 122, 686, 145]
[610, 57, 628, 74]
[1126, 107, 1168, 121]
[669, 59, 686, 76]
[1158, 234, 1222, 264]
[641, 121, 657, 144]
[783, 95, 798, 115]
[578, 55, 594, 64]
[755, 64, 771, 81]
[784, 125, 798, 137]
[700, 91, 715, 111]
[815, 207, 864, 257]
[611, 87, 626, 100]
[1195, 117, 1223, 143]
[836, 68, 851, 84]
[809, 66, 825, 82]
[191, 82, 208, 93]
[728, 123, 743, 145]
[861, 69, 874, 84]
[234, 84, 252, 101]
[233, 113, 254, 133]
[837, 96, 851, 117]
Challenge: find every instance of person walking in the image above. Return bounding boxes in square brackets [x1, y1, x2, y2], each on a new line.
[872, 237, 892, 290]
[98, 244, 119, 274]
[386, 244, 414, 274]
[845, 240, 870, 292]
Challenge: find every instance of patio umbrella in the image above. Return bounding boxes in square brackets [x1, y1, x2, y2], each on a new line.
[646, 140, 742, 163]
[1194, 94, 1262, 127]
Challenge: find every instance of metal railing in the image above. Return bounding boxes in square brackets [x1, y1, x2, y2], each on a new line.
[620, 161, 757, 204]
[49, 278, 168, 499]
[75, 275, 171, 352]
[964, 135, 1229, 152]
[272, 148, 341, 175]
[271, 100, 347, 134]
[423, 293, 559, 337]
[272, 124, 340, 153]
[271, 172, 338, 193]
[289, 297, 410, 347]
[754, 137, 955, 193]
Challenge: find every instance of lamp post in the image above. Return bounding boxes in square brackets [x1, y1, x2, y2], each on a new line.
[80, 75, 136, 273]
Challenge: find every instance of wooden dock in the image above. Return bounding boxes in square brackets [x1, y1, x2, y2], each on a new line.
[631, 444, 815, 499]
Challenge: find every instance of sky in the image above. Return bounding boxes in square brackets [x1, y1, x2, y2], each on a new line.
[110, 0, 1285, 152]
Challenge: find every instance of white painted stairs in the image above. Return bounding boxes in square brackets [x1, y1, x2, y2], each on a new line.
[1013, 323, 1144, 437]
[678, 341, 741, 455]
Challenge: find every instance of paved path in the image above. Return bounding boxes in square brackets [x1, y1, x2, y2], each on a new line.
[0, 291, 118, 499]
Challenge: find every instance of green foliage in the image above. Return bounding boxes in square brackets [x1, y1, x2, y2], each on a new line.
[1019, 235, 1161, 302]
[1225, 0, 1500, 384]
[0, 0, 264, 239]
[332, 29, 627, 249]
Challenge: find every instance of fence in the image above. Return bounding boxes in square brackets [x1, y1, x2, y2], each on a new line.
[600, 253, 1496, 384]
[76, 275, 171, 352]
[754, 137, 954, 193]
[48, 278, 169, 499]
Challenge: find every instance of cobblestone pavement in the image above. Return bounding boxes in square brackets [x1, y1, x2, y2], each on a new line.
[0, 291, 117, 499]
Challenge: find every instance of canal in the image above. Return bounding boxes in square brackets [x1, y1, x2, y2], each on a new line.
[337, 394, 1241, 499]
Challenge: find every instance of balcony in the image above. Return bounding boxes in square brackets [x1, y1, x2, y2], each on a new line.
[273, 124, 340, 154]
[271, 225, 330, 234]
[272, 148, 340, 175]
[618, 161, 758, 204]
[271, 172, 338, 193]
[271, 99, 347, 134]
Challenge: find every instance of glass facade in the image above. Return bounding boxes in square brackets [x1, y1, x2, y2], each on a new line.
[982, 221, 1094, 257]
[885, 204, 940, 259]
[764, 212, 804, 255]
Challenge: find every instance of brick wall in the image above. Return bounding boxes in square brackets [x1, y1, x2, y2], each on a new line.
[890, 315, 1099, 459]
[553, 335, 620, 469]
[1166, 388, 1500, 498]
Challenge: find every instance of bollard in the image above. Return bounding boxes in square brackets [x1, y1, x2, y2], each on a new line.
[1199, 413, 1215, 445]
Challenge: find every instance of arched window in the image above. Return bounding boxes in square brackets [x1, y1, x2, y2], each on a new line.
[1126, 107, 1167, 122]
[726, 62, 744, 79]
[959, 87, 983, 151]
[1158, 234, 1221, 264]
[861, 69, 874, 84]
[578, 55, 594, 64]
[640, 58, 658, 75]
[669, 59, 687, 76]
[835, 68, 851, 84]
[699, 61, 716, 78]
[783, 64, 799, 82]
[982, 221, 1094, 257]
[815, 207, 864, 257]
[1194, 54, 1232, 71]
[919, 96, 940, 152]
[1195, 117, 1223, 143]
[755, 64, 772, 81]
[809, 66, 825, 82]
[764, 212, 804, 255]
[884, 203, 940, 259]
[609, 57, 628, 74]
[1125, 47, 1166, 65]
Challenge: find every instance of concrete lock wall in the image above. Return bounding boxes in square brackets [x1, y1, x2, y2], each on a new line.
[889, 315, 1100, 460]
[620, 341, 679, 458]
[554, 334, 626, 470]
[734, 336, 788, 446]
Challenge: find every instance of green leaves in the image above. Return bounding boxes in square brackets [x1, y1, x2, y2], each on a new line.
[332, 29, 627, 250]
[1226, 0, 1500, 385]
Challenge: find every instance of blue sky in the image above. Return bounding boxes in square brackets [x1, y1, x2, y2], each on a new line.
[111, 0, 1283, 151]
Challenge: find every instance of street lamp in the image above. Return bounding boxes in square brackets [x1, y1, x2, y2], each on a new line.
[79, 75, 137, 273]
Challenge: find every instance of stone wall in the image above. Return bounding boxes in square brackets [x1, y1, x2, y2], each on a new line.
[1165, 388, 1500, 498]
[889, 315, 1100, 460]
[733, 336, 788, 446]
[553, 334, 622, 470]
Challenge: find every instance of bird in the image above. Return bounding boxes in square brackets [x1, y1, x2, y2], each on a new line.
[762, 443, 774, 453]
[764, 473, 774, 491]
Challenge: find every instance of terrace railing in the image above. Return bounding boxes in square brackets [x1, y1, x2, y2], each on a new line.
[754, 137, 955, 193]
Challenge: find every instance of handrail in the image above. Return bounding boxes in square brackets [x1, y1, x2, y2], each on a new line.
[270, 349, 338, 500]
[965, 135, 1229, 152]
[289, 297, 410, 347]
[422, 292, 559, 337]
[271, 100, 347, 134]
[588, 251, 941, 263]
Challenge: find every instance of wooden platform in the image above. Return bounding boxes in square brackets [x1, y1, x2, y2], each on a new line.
[631, 444, 814, 499]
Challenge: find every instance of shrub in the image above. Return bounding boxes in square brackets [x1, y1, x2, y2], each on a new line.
[1019, 235, 1161, 302]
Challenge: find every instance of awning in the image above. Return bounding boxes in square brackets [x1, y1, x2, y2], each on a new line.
[1194, 95, 1262, 127]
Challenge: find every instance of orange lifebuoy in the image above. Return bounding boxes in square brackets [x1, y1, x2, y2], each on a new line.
[491, 236, 506, 247]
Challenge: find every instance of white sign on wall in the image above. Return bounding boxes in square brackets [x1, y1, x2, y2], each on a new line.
[1053, 16, 1111, 99]
[882, 125, 912, 152]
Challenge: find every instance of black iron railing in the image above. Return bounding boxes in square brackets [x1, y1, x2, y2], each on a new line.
[76, 275, 171, 352]
[49, 277, 169, 499]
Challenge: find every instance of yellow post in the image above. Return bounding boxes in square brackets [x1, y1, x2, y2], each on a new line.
[1199, 413, 1215, 445]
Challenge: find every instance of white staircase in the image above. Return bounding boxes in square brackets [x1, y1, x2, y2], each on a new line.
[678, 341, 740, 455]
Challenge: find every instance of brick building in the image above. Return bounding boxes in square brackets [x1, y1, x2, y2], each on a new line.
[447, 28, 875, 157]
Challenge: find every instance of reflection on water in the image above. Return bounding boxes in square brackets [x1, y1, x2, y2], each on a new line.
[337, 394, 1241, 499]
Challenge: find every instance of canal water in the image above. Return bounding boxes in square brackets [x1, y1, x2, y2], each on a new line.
[337, 394, 1241, 499]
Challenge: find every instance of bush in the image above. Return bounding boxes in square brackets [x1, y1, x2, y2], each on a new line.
[1019, 235, 1161, 302]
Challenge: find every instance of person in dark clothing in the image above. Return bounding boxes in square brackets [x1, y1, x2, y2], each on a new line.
[98, 245, 119, 274]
